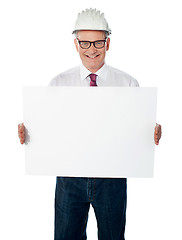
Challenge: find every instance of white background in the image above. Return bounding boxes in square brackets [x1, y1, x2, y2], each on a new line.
[0, 0, 181, 239]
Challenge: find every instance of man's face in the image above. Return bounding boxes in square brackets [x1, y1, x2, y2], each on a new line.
[74, 30, 110, 73]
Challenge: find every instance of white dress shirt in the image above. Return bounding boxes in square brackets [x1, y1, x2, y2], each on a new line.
[49, 64, 139, 87]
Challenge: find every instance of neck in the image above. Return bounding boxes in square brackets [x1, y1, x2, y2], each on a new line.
[84, 62, 105, 73]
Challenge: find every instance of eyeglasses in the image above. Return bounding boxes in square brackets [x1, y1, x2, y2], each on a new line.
[77, 38, 106, 49]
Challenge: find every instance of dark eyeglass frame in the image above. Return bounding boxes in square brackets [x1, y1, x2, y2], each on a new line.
[77, 38, 107, 49]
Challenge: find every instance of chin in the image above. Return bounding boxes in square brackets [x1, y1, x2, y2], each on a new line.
[86, 61, 104, 71]
[86, 65, 99, 72]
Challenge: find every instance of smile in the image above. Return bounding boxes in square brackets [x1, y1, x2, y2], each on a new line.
[85, 55, 100, 59]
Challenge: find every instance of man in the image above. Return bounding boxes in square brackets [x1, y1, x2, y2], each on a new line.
[18, 8, 162, 240]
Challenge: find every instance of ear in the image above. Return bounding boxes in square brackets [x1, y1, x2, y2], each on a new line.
[74, 39, 79, 52]
[106, 37, 110, 51]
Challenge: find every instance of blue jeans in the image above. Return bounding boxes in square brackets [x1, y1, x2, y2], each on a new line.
[54, 177, 127, 240]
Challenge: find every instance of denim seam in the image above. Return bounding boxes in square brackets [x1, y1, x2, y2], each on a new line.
[93, 178, 96, 201]
[80, 210, 89, 240]
[88, 178, 96, 201]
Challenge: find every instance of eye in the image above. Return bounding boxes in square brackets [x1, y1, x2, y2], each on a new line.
[95, 41, 105, 48]
[96, 41, 102, 45]
[80, 41, 90, 48]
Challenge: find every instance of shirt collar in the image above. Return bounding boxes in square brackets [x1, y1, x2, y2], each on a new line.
[80, 63, 108, 81]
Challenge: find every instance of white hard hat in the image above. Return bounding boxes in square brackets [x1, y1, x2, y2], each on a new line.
[72, 8, 111, 35]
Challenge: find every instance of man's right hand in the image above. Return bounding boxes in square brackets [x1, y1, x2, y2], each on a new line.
[18, 123, 25, 144]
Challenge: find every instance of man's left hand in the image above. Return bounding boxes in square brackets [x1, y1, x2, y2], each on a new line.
[154, 123, 162, 145]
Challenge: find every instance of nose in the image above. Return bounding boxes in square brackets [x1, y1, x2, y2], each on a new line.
[88, 43, 97, 53]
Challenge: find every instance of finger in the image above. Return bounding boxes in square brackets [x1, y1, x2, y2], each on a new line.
[20, 135, 25, 140]
[154, 125, 158, 132]
[18, 123, 24, 128]
[156, 125, 162, 138]
[18, 130, 24, 137]
[154, 134, 160, 141]
[18, 125, 24, 130]
[155, 137, 159, 142]
[18, 123, 24, 130]
[157, 124, 161, 130]
[157, 125, 161, 132]
[155, 135, 160, 143]
[154, 130, 158, 135]
[157, 125, 161, 138]
[19, 125, 24, 131]
[19, 136, 25, 143]
[155, 132, 160, 138]
[154, 131, 159, 138]
[18, 131, 25, 137]
[159, 125, 162, 136]
[20, 138, 24, 142]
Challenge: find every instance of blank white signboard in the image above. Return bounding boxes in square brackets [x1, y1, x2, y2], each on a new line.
[23, 87, 157, 178]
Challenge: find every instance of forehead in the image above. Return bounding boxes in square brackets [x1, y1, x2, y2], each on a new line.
[77, 30, 106, 40]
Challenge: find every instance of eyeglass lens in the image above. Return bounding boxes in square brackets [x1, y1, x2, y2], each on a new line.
[79, 40, 106, 49]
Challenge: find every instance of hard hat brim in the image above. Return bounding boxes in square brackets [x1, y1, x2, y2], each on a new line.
[72, 28, 111, 35]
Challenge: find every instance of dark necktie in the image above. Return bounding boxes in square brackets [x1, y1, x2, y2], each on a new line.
[89, 73, 97, 87]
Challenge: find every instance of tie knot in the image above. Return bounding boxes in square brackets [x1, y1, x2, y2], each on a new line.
[90, 73, 97, 81]
[89, 74, 97, 86]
